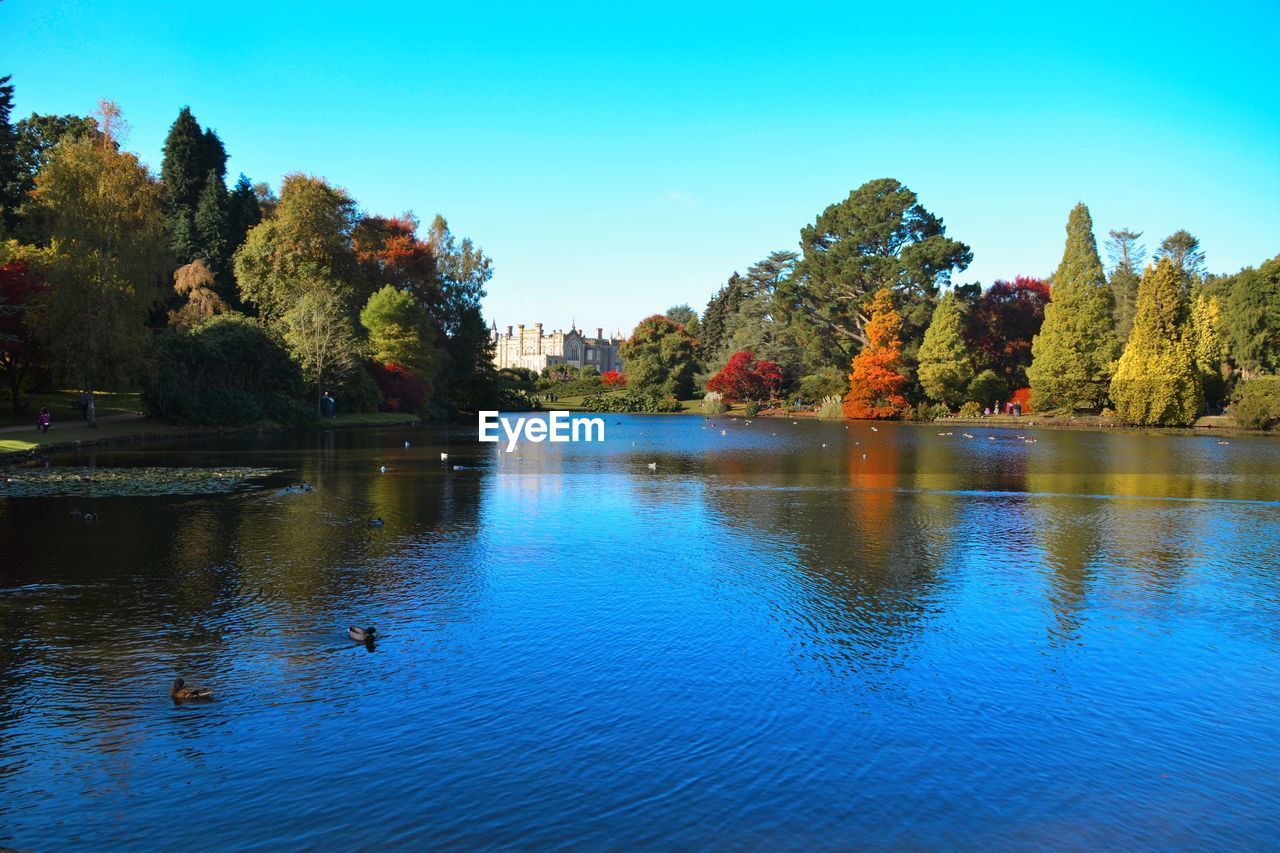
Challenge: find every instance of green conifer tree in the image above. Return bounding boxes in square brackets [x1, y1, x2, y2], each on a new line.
[194, 168, 230, 295]
[227, 174, 262, 250]
[917, 290, 973, 407]
[1027, 203, 1119, 410]
[1109, 259, 1203, 426]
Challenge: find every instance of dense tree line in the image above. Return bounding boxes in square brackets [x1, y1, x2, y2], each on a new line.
[615, 175, 1277, 428]
[0, 75, 507, 422]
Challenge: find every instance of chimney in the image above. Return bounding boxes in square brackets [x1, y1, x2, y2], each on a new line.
[534, 323, 543, 354]
[596, 327, 603, 340]
[506, 325, 513, 337]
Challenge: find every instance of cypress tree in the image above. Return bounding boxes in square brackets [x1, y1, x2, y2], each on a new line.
[1109, 259, 1202, 426]
[194, 168, 231, 299]
[917, 290, 973, 407]
[227, 173, 262, 251]
[161, 108, 229, 264]
[0, 75, 20, 234]
[701, 272, 744, 360]
[1027, 203, 1119, 410]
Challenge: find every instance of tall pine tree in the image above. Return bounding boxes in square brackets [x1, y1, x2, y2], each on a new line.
[1106, 228, 1144, 342]
[0, 75, 20, 235]
[1027, 203, 1119, 410]
[1109, 259, 1202, 426]
[194, 168, 231, 299]
[227, 174, 262, 250]
[160, 107, 228, 264]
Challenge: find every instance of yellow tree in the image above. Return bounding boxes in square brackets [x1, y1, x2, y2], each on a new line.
[1110, 259, 1202, 426]
[31, 115, 169, 391]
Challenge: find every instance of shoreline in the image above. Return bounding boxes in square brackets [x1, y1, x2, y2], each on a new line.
[3, 407, 1273, 465]
[0, 414, 425, 465]
[550, 396, 1276, 437]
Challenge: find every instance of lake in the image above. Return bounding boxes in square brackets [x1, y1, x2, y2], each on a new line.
[1, 415, 1278, 848]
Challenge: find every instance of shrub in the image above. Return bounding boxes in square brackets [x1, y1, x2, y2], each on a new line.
[707, 350, 783, 402]
[743, 400, 760, 418]
[910, 401, 950, 421]
[958, 401, 983, 418]
[333, 364, 382, 413]
[601, 370, 626, 388]
[1010, 386, 1032, 413]
[817, 395, 844, 419]
[797, 367, 846, 401]
[594, 389, 683, 413]
[967, 369, 1009, 406]
[702, 391, 728, 415]
[1233, 377, 1280, 430]
[370, 363, 428, 413]
[144, 314, 310, 426]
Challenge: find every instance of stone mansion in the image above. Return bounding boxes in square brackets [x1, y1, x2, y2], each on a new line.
[491, 322, 625, 374]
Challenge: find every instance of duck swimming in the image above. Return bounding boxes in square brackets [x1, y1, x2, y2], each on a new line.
[348, 626, 377, 642]
[170, 677, 213, 702]
[367, 517, 384, 527]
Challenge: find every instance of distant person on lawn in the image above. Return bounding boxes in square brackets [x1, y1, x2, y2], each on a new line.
[37, 406, 51, 434]
[86, 394, 96, 427]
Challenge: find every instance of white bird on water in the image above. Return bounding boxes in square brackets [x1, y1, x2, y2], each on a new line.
[821, 443, 828, 448]
[440, 452, 449, 461]
[404, 440, 410, 448]
[870, 426, 878, 432]
[720, 429, 727, 436]
[379, 465, 387, 473]
[647, 462, 657, 471]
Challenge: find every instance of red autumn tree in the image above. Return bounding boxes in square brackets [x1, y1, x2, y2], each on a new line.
[965, 276, 1050, 388]
[601, 370, 627, 388]
[843, 288, 908, 419]
[707, 350, 784, 401]
[0, 260, 48, 414]
[352, 213, 443, 319]
[369, 362, 428, 413]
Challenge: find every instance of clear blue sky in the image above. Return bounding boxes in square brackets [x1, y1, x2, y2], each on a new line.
[6, 0, 1279, 335]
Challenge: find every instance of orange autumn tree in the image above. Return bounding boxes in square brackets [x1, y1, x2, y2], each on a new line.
[843, 288, 908, 419]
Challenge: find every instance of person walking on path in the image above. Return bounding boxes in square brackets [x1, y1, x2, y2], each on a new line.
[37, 406, 51, 434]
[86, 394, 96, 427]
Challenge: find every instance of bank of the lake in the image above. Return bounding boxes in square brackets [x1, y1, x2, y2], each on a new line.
[547, 393, 1275, 437]
[0, 411, 424, 462]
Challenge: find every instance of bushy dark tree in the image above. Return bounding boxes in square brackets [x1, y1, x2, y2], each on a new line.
[791, 178, 972, 360]
[965, 276, 1050, 389]
[701, 272, 745, 359]
[227, 174, 262, 252]
[1220, 255, 1280, 377]
[144, 313, 309, 425]
[620, 314, 699, 398]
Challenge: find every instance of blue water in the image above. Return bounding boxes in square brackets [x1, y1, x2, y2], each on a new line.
[1, 416, 1278, 848]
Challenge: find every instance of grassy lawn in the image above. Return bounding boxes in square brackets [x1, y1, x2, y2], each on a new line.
[0, 390, 143, 429]
[0, 416, 193, 455]
[327, 412, 422, 426]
